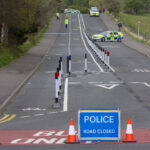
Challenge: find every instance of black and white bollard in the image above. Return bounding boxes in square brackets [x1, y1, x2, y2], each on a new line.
[60, 57, 63, 77]
[105, 50, 107, 65]
[58, 63, 62, 92]
[107, 51, 110, 68]
[53, 71, 60, 108]
[66, 55, 69, 74]
[84, 53, 88, 72]
[69, 55, 71, 75]
[102, 48, 105, 63]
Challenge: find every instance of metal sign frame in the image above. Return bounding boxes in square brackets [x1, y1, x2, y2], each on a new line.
[78, 108, 120, 141]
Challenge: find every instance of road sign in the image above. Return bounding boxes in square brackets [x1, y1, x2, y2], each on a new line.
[78, 109, 120, 141]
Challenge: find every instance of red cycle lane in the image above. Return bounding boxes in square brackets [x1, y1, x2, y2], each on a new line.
[0, 129, 150, 145]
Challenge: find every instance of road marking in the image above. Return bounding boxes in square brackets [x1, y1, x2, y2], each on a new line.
[81, 14, 86, 31]
[78, 14, 104, 72]
[64, 78, 69, 112]
[34, 114, 44, 117]
[22, 108, 47, 111]
[132, 69, 150, 72]
[20, 116, 31, 118]
[56, 138, 66, 144]
[68, 14, 71, 55]
[0, 114, 16, 124]
[47, 112, 57, 114]
[94, 84, 120, 90]
[1, 129, 150, 145]
[131, 82, 150, 87]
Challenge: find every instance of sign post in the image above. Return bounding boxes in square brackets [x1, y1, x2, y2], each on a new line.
[78, 108, 120, 141]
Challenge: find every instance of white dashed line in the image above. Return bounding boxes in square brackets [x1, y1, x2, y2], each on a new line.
[20, 116, 30, 118]
[34, 114, 45, 117]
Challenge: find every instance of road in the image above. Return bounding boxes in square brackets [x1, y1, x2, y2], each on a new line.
[0, 13, 150, 149]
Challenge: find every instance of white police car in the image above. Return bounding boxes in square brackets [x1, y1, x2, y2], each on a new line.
[92, 31, 124, 42]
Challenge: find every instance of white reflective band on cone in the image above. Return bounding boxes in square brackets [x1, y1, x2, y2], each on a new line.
[69, 126, 76, 135]
[126, 124, 133, 134]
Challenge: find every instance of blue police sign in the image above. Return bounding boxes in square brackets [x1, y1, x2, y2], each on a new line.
[78, 109, 120, 141]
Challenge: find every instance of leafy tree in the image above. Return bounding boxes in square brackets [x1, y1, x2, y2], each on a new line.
[89, 0, 101, 9]
[104, 0, 121, 16]
[124, 0, 145, 14]
[0, 0, 57, 47]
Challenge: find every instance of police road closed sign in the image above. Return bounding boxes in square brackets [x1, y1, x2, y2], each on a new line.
[78, 109, 120, 141]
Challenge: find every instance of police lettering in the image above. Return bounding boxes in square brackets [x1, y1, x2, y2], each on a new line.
[84, 116, 114, 124]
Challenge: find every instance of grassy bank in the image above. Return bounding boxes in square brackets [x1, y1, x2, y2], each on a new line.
[118, 12, 150, 40]
[0, 12, 54, 69]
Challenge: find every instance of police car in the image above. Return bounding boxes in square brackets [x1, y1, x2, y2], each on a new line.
[92, 31, 124, 42]
[90, 7, 99, 17]
[64, 9, 80, 14]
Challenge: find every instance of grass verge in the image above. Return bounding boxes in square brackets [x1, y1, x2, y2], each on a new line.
[110, 12, 150, 47]
[0, 12, 54, 69]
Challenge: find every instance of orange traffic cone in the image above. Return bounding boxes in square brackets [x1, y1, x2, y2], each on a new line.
[123, 118, 136, 142]
[65, 119, 80, 144]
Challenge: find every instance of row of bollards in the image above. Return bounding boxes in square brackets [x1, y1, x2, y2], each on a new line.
[84, 33, 110, 70]
[53, 54, 88, 108]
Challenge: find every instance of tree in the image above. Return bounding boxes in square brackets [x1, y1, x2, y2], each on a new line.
[104, 0, 121, 16]
[89, 0, 101, 9]
[124, 0, 145, 14]
[0, 0, 57, 47]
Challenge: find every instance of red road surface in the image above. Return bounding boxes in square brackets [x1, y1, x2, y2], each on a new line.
[0, 129, 150, 145]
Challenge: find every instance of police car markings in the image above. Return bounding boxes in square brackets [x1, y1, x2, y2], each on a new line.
[0, 129, 150, 145]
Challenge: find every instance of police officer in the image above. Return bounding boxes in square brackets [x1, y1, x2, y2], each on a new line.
[65, 18, 68, 28]
[118, 22, 122, 31]
[56, 12, 60, 20]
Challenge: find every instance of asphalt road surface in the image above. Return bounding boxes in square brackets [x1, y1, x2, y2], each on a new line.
[0, 14, 150, 150]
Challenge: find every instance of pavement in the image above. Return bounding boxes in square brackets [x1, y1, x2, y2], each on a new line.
[100, 14, 150, 57]
[0, 15, 62, 112]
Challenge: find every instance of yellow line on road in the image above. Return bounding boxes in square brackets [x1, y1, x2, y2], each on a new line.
[0, 114, 9, 121]
[0, 114, 16, 124]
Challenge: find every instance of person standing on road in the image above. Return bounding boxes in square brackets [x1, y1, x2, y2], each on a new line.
[56, 12, 60, 20]
[65, 18, 69, 28]
[118, 22, 122, 31]
[102, 8, 105, 13]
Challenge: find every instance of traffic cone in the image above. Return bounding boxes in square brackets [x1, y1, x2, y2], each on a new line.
[123, 118, 136, 142]
[65, 119, 80, 144]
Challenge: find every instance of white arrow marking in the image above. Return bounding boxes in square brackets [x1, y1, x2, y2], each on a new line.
[95, 84, 120, 90]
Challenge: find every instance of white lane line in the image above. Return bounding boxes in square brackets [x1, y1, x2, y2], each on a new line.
[63, 78, 69, 112]
[68, 15, 72, 55]
[78, 14, 104, 72]
[81, 14, 86, 31]
[47, 112, 57, 114]
[20, 116, 30, 118]
[34, 114, 44, 117]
